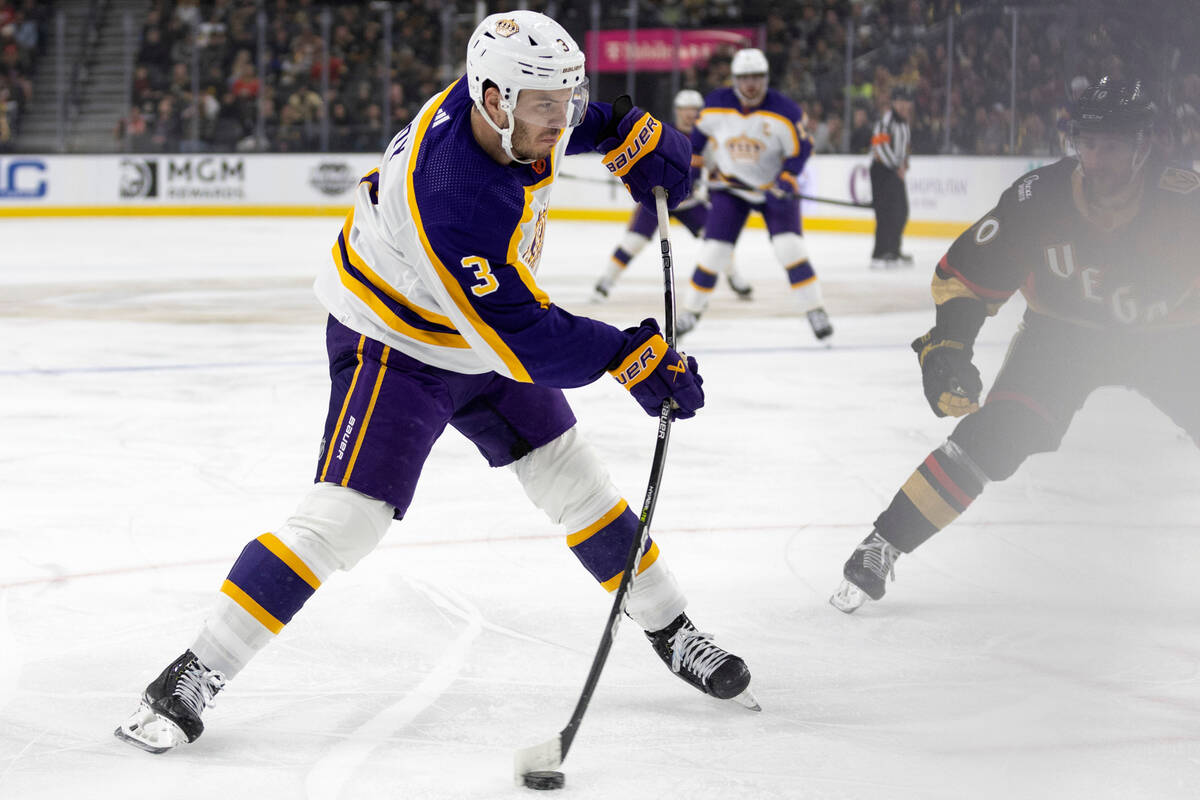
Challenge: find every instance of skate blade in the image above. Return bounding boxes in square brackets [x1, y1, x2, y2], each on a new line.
[113, 702, 188, 754]
[829, 579, 869, 614]
[729, 686, 762, 712]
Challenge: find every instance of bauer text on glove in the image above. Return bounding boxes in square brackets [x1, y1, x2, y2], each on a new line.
[598, 95, 693, 209]
[608, 318, 705, 419]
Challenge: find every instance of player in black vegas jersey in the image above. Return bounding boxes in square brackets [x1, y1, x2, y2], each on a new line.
[830, 77, 1200, 612]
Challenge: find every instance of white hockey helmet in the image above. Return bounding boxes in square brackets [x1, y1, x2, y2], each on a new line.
[673, 89, 704, 108]
[466, 11, 589, 163]
[730, 47, 769, 77]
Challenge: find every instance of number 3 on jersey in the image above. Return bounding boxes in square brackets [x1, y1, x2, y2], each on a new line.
[460, 256, 499, 296]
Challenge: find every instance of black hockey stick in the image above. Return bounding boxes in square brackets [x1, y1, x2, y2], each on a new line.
[513, 186, 678, 783]
[558, 170, 873, 209]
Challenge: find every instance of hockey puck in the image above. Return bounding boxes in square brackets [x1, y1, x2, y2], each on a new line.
[522, 770, 565, 790]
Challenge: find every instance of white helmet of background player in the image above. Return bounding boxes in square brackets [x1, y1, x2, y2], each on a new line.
[674, 89, 704, 109]
[466, 11, 589, 163]
[730, 47, 769, 106]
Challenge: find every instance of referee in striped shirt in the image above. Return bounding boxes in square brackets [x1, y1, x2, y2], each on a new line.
[870, 86, 914, 268]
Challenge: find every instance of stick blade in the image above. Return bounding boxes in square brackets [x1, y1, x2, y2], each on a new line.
[513, 734, 563, 786]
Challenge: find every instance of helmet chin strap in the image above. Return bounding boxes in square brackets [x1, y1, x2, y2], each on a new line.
[476, 98, 534, 164]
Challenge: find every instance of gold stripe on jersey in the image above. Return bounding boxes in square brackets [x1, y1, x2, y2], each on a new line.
[333, 210, 470, 348]
[931, 272, 1004, 315]
[343, 344, 390, 485]
[319, 334, 366, 482]
[600, 542, 661, 592]
[699, 107, 801, 156]
[256, 533, 321, 590]
[406, 80, 534, 383]
[566, 500, 629, 547]
[220, 579, 284, 634]
[504, 171, 554, 309]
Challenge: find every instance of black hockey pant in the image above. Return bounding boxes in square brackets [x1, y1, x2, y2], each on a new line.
[876, 312, 1200, 553]
[870, 160, 908, 259]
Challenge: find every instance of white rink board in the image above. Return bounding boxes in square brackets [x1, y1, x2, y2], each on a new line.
[0, 152, 1054, 225]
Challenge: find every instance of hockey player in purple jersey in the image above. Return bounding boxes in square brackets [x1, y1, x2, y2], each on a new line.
[590, 89, 745, 302]
[115, 11, 757, 755]
[678, 47, 832, 341]
[830, 77, 1200, 613]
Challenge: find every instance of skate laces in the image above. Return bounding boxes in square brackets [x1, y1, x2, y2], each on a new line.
[172, 658, 226, 717]
[856, 534, 899, 583]
[669, 624, 729, 684]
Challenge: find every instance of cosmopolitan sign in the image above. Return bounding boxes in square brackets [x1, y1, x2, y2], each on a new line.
[585, 28, 759, 72]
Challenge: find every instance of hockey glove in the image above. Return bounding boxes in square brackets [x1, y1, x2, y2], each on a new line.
[598, 95, 693, 209]
[609, 318, 705, 419]
[769, 170, 800, 198]
[912, 329, 982, 418]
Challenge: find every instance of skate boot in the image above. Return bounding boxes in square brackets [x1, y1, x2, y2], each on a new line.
[807, 307, 833, 340]
[114, 650, 227, 753]
[590, 279, 612, 303]
[646, 614, 759, 710]
[727, 275, 754, 300]
[830, 530, 901, 613]
[675, 310, 701, 337]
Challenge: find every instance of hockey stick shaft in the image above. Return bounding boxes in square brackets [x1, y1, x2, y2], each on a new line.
[514, 189, 676, 779]
[558, 186, 676, 756]
[558, 171, 872, 209]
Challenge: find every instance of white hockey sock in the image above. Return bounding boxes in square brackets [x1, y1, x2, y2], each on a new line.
[624, 559, 687, 633]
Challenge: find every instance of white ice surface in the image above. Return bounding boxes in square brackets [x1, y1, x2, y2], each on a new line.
[2, 216, 1199, 800]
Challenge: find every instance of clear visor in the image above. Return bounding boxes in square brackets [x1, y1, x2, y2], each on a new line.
[512, 79, 590, 130]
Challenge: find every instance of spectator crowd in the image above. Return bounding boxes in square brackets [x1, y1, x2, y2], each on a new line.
[0, 0, 48, 152]
[4, 0, 1191, 163]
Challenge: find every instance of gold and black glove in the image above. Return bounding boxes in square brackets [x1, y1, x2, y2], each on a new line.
[912, 329, 982, 418]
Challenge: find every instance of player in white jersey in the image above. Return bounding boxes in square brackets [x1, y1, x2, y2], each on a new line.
[114, 10, 757, 758]
[678, 48, 832, 340]
[590, 89, 737, 302]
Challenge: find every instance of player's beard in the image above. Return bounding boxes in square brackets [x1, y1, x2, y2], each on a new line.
[510, 119, 559, 162]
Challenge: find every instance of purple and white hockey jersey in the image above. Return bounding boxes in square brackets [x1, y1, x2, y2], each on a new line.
[691, 87, 813, 203]
[315, 78, 628, 387]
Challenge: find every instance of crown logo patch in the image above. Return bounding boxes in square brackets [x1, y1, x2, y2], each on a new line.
[495, 18, 519, 37]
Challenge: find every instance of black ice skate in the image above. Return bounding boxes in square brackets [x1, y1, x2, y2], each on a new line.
[114, 650, 227, 754]
[807, 307, 833, 340]
[830, 530, 901, 613]
[646, 614, 759, 711]
[727, 275, 754, 300]
[675, 310, 701, 337]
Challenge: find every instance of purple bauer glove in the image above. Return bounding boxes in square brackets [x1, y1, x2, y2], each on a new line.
[597, 95, 693, 210]
[608, 318, 705, 419]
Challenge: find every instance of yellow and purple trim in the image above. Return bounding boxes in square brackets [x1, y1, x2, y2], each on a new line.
[221, 533, 323, 634]
[566, 500, 661, 590]
[405, 80, 534, 382]
[332, 209, 469, 348]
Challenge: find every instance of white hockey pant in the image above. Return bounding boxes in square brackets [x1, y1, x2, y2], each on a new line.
[509, 427, 686, 632]
[192, 482, 394, 678]
[683, 240, 736, 314]
[773, 232, 824, 311]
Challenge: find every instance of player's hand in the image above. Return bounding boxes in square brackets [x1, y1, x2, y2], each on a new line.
[912, 329, 982, 417]
[609, 318, 705, 419]
[769, 170, 800, 199]
[598, 96, 693, 209]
